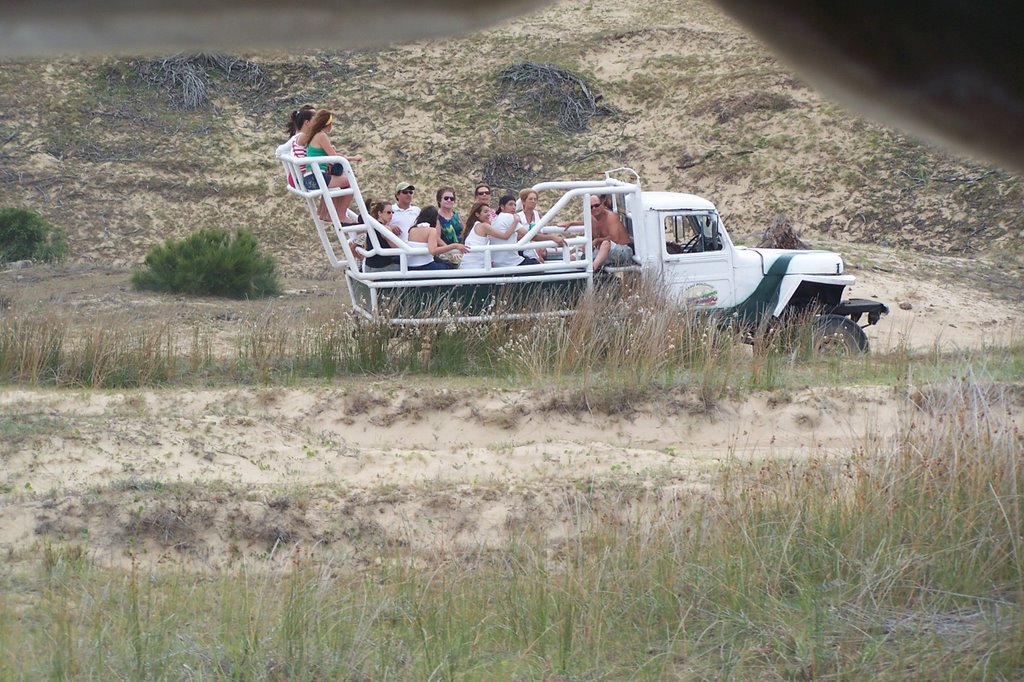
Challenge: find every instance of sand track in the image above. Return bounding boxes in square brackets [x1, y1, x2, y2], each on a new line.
[2, 381, 901, 570]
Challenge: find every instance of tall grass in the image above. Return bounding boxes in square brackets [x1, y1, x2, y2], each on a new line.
[2, 288, 1023, 393]
[2, 378, 1020, 679]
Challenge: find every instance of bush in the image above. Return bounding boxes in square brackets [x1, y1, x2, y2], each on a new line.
[0, 207, 69, 264]
[132, 228, 281, 299]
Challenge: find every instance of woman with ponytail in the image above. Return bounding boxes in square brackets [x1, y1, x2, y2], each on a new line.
[275, 104, 314, 188]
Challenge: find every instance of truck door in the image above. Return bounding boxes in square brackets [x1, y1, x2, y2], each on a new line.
[661, 211, 733, 309]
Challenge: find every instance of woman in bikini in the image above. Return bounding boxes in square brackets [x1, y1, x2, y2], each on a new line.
[299, 109, 363, 224]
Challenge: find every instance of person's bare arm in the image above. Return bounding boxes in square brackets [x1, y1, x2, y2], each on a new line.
[428, 228, 469, 255]
[369, 222, 405, 248]
[312, 133, 362, 161]
[484, 215, 519, 240]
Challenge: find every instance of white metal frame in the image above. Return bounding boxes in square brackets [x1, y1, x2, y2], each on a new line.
[280, 154, 645, 321]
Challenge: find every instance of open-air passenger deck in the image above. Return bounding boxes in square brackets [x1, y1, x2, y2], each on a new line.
[279, 154, 641, 323]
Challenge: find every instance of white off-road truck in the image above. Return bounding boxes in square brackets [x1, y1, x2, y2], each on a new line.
[279, 157, 888, 351]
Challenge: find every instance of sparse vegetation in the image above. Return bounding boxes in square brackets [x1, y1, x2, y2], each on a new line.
[2, 280, 1022, 393]
[1, 378, 1019, 679]
[0, 207, 68, 264]
[696, 90, 797, 124]
[132, 228, 281, 299]
[130, 53, 268, 110]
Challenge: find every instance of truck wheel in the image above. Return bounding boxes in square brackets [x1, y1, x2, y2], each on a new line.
[812, 314, 869, 355]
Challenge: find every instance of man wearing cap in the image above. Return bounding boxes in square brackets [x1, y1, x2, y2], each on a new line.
[392, 182, 419, 239]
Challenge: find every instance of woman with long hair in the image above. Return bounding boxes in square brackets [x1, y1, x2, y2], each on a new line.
[405, 206, 469, 270]
[275, 105, 314, 188]
[459, 197, 531, 269]
[298, 109, 363, 224]
[358, 200, 407, 272]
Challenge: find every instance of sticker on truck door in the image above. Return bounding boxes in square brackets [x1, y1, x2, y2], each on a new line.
[684, 284, 719, 306]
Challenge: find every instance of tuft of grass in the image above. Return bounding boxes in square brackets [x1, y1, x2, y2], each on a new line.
[3, 281, 1024, 394]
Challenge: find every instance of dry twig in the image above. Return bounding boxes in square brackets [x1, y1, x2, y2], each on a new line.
[758, 215, 809, 249]
[481, 154, 534, 195]
[499, 61, 617, 132]
[132, 53, 267, 110]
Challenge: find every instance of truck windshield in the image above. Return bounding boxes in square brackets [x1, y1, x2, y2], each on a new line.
[664, 212, 722, 254]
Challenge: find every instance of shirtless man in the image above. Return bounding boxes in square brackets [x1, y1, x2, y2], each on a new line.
[563, 195, 633, 270]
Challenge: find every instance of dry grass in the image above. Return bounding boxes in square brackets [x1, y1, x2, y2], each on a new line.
[2, 376, 1019, 679]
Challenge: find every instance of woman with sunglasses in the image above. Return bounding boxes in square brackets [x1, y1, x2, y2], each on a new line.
[359, 200, 406, 272]
[435, 186, 462, 244]
[299, 109, 363, 224]
[473, 183, 498, 222]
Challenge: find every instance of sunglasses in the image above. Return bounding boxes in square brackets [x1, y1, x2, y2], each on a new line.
[399, 189, 414, 195]
[442, 196, 455, 201]
[476, 190, 491, 196]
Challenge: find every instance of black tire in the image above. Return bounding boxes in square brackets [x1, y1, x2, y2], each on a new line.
[812, 314, 869, 355]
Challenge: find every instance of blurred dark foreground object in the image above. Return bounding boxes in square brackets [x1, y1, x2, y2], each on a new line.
[0, 0, 550, 58]
[1, 0, 1022, 173]
[709, 0, 1024, 173]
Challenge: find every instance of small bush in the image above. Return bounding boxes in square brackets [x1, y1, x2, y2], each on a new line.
[132, 228, 281, 299]
[0, 207, 69, 264]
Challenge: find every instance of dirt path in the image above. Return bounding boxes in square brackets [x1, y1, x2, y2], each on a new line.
[1, 380, 899, 569]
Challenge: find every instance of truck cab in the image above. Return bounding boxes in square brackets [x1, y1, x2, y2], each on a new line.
[617, 185, 885, 344]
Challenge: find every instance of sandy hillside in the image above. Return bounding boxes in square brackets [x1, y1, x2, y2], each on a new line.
[0, 0, 1021, 279]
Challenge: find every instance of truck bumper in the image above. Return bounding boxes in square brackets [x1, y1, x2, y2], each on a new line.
[828, 298, 889, 326]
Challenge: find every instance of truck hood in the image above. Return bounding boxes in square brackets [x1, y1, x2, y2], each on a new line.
[736, 247, 844, 276]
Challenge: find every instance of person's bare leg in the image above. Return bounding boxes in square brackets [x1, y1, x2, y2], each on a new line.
[335, 195, 354, 222]
[592, 240, 610, 270]
[331, 176, 356, 223]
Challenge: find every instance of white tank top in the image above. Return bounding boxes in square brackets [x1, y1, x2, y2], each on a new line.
[406, 225, 435, 268]
[517, 209, 541, 260]
[460, 226, 488, 269]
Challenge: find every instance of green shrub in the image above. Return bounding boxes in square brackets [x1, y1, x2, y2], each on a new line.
[132, 228, 281, 299]
[0, 207, 69, 264]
